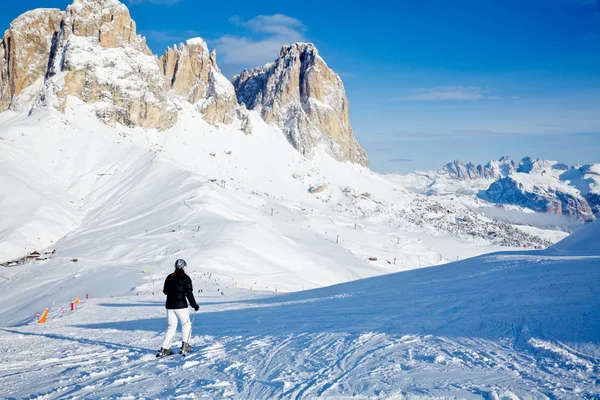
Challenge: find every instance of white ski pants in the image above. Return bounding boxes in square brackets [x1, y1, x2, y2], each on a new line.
[161, 308, 191, 349]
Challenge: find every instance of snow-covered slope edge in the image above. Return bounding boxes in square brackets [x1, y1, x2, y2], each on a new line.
[0, 220, 597, 398]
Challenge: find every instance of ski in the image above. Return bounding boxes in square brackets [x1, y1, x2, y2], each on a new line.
[180, 343, 193, 357]
[156, 348, 174, 358]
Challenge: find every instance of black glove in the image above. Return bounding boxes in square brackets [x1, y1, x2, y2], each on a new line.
[194, 305, 199, 312]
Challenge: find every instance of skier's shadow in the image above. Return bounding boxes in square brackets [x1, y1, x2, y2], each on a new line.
[0, 328, 151, 354]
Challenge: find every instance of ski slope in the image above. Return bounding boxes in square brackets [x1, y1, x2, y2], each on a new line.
[0, 97, 592, 398]
[0, 221, 598, 399]
[0, 99, 564, 326]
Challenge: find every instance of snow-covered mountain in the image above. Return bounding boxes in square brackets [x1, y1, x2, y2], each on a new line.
[0, 1, 367, 167]
[233, 43, 368, 166]
[0, 0, 564, 271]
[0, 0, 566, 329]
[440, 156, 518, 180]
[388, 156, 600, 223]
[1, 1, 598, 397]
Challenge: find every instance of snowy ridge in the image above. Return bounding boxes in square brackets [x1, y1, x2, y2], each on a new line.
[387, 156, 600, 224]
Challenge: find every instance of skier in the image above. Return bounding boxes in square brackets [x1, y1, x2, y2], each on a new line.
[156, 259, 199, 357]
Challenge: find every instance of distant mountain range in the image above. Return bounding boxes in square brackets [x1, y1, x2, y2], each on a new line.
[389, 157, 600, 223]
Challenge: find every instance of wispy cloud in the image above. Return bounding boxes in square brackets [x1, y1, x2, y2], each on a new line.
[141, 29, 201, 47]
[392, 86, 503, 101]
[450, 129, 507, 137]
[127, 0, 183, 5]
[212, 14, 307, 72]
[336, 71, 356, 79]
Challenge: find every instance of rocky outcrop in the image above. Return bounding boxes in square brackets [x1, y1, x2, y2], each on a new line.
[441, 157, 517, 181]
[1, 1, 371, 152]
[481, 177, 595, 222]
[1, 0, 245, 130]
[160, 39, 236, 124]
[62, 0, 150, 52]
[54, 0, 177, 130]
[0, 0, 178, 130]
[0, 9, 63, 111]
[232, 43, 368, 166]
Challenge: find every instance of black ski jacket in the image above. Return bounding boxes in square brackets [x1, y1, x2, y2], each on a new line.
[163, 274, 198, 310]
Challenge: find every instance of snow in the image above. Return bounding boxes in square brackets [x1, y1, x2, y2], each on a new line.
[208, 66, 236, 98]
[186, 37, 208, 48]
[386, 156, 600, 229]
[0, 98, 596, 397]
[0, 221, 598, 398]
[0, 101, 547, 321]
[63, 35, 163, 98]
[550, 220, 600, 254]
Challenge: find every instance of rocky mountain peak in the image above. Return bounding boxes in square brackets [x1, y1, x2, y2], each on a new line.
[0, 0, 242, 131]
[279, 42, 317, 59]
[63, 0, 149, 52]
[2, 3, 369, 168]
[0, 8, 63, 111]
[441, 157, 517, 180]
[160, 38, 236, 124]
[232, 42, 368, 167]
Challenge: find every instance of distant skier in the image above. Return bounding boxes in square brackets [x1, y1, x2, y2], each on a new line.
[156, 259, 199, 357]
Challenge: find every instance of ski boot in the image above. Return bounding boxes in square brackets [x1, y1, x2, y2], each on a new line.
[156, 347, 174, 358]
[180, 342, 193, 356]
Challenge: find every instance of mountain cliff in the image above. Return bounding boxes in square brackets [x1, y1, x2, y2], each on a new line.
[1, 0, 178, 129]
[1, 2, 368, 167]
[232, 43, 368, 167]
[160, 38, 237, 125]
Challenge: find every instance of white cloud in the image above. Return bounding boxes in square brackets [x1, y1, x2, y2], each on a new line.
[142, 30, 201, 46]
[392, 86, 503, 101]
[212, 14, 307, 72]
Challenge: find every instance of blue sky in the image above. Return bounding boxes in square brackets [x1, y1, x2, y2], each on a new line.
[2, 0, 600, 173]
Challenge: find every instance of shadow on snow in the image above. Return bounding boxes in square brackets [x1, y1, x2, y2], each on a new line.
[77, 253, 600, 346]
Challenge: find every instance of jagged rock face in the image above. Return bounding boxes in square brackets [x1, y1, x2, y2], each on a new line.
[233, 43, 368, 166]
[441, 157, 517, 180]
[62, 0, 149, 52]
[481, 177, 595, 222]
[160, 39, 236, 124]
[0, 9, 63, 111]
[586, 193, 600, 216]
[516, 156, 555, 174]
[0, 0, 177, 130]
[55, 0, 176, 130]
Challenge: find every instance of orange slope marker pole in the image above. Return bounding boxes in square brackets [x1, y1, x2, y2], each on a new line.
[38, 308, 49, 324]
[74, 296, 80, 305]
